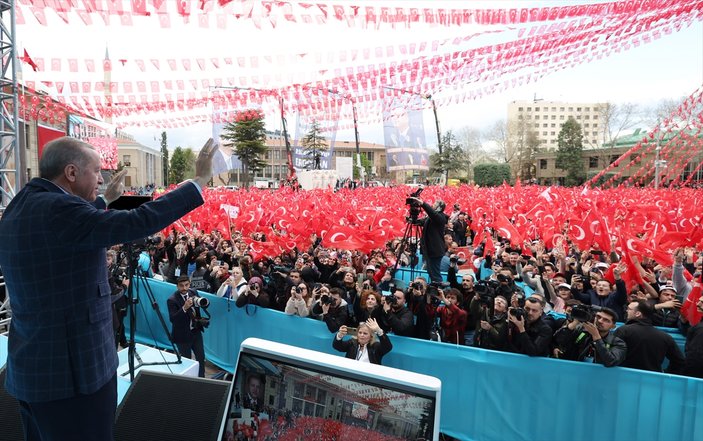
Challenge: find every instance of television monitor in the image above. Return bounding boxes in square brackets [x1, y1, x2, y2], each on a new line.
[218, 338, 441, 441]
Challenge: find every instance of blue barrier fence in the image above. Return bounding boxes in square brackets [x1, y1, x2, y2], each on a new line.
[126, 278, 703, 441]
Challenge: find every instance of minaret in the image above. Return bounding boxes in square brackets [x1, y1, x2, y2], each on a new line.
[103, 45, 112, 124]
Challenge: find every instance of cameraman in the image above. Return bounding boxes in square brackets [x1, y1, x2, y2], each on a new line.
[435, 288, 468, 345]
[508, 296, 553, 357]
[107, 250, 128, 348]
[553, 306, 626, 366]
[380, 288, 415, 337]
[311, 287, 349, 333]
[167, 276, 207, 377]
[405, 278, 437, 340]
[407, 196, 448, 283]
[470, 292, 510, 351]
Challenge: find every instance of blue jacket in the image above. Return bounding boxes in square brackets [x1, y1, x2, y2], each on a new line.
[0, 178, 202, 402]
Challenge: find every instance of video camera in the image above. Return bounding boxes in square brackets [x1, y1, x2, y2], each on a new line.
[474, 280, 498, 307]
[570, 304, 604, 323]
[426, 281, 448, 307]
[405, 187, 424, 224]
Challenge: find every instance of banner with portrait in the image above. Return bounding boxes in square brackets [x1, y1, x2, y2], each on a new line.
[383, 96, 429, 172]
[212, 112, 243, 176]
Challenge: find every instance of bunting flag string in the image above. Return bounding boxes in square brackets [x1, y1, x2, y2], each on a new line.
[16, 0, 699, 31]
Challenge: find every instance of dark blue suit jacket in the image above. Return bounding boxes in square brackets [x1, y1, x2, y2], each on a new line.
[0, 178, 203, 402]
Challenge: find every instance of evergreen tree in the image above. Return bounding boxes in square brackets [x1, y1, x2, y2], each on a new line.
[220, 109, 268, 188]
[429, 131, 468, 179]
[160, 131, 169, 187]
[555, 118, 587, 186]
[300, 120, 329, 170]
[168, 147, 192, 184]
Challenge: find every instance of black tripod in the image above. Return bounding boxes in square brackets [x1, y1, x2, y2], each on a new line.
[122, 244, 182, 382]
[392, 204, 425, 286]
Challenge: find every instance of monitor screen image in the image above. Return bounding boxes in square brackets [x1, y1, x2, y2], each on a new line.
[219, 338, 441, 441]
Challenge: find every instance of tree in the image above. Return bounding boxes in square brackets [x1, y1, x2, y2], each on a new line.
[300, 120, 328, 170]
[220, 109, 268, 188]
[160, 131, 169, 186]
[429, 131, 469, 179]
[486, 120, 512, 163]
[555, 118, 586, 186]
[597, 102, 638, 168]
[473, 164, 511, 186]
[353, 153, 372, 180]
[168, 146, 192, 184]
[457, 126, 484, 181]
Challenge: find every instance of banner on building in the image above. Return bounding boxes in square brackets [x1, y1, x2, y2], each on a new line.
[383, 96, 429, 172]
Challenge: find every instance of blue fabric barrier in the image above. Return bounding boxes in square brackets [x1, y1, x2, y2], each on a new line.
[126, 278, 703, 441]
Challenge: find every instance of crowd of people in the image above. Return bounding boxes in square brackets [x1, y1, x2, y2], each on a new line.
[109, 197, 703, 379]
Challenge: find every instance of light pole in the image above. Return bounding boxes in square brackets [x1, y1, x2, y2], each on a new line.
[327, 89, 363, 180]
[382, 86, 445, 184]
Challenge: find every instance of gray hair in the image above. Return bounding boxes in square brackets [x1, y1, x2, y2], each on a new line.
[39, 137, 95, 180]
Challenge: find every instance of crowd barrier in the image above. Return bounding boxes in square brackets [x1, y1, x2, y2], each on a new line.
[126, 277, 703, 441]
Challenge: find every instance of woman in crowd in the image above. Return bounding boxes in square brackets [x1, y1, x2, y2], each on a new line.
[357, 289, 384, 323]
[333, 318, 392, 365]
[285, 282, 313, 317]
[217, 266, 248, 300]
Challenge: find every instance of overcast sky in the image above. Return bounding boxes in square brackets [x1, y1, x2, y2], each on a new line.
[15, 2, 703, 151]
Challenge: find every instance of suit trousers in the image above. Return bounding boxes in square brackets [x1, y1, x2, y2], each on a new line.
[425, 255, 443, 284]
[18, 374, 117, 441]
[176, 332, 206, 378]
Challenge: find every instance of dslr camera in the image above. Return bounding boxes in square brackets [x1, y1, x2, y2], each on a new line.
[509, 307, 526, 320]
[320, 294, 333, 305]
[570, 304, 603, 323]
[383, 293, 398, 306]
[191, 296, 210, 308]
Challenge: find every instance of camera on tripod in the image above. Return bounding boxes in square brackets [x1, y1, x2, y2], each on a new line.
[405, 187, 425, 225]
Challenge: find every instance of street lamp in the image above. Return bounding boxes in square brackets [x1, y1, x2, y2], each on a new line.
[326, 89, 363, 180]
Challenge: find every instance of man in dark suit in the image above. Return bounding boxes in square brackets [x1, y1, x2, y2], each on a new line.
[407, 195, 448, 283]
[0, 136, 217, 441]
[167, 276, 207, 377]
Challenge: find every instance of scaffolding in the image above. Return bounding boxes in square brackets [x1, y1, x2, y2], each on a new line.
[0, 0, 18, 214]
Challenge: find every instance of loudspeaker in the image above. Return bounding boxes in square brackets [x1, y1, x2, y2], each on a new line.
[0, 367, 24, 441]
[115, 371, 231, 441]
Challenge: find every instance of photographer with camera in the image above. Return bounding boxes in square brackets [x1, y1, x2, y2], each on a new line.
[107, 250, 129, 349]
[380, 288, 415, 337]
[508, 296, 553, 357]
[167, 276, 210, 377]
[236, 276, 269, 309]
[435, 288, 468, 345]
[470, 288, 510, 351]
[405, 278, 437, 340]
[552, 306, 626, 366]
[406, 193, 448, 284]
[311, 287, 349, 333]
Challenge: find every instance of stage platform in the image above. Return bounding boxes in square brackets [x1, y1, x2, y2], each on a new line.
[0, 335, 199, 405]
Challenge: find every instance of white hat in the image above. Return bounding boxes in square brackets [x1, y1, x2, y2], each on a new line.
[557, 283, 571, 290]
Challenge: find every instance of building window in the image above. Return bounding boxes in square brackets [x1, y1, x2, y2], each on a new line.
[543, 123, 548, 127]
[551, 123, 556, 128]
[593, 123, 598, 128]
[518, 115, 523, 120]
[551, 131, 555, 135]
[542, 131, 548, 136]
[594, 115, 599, 120]
[594, 106, 600, 112]
[577, 107, 582, 111]
[576, 115, 581, 120]
[535, 115, 540, 120]
[534, 123, 539, 128]
[527, 107, 532, 111]
[585, 115, 590, 120]
[568, 107, 573, 111]
[584, 123, 590, 127]
[585, 107, 590, 111]
[535, 107, 540, 111]
[540, 159, 548, 169]
[518, 107, 523, 111]
[610, 155, 619, 164]
[123, 155, 131, 166]
[560, 107, 565, 111]
[551, 115, 556, 120]
[589, 157, 599, 168]
[551, 107, 556, 111]
[559, 115, 565, 120]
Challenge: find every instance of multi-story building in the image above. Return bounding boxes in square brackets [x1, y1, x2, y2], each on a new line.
[507, 100, 608, 151]
[115, 130, 163, 189]
[534, 128, 703, 186]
